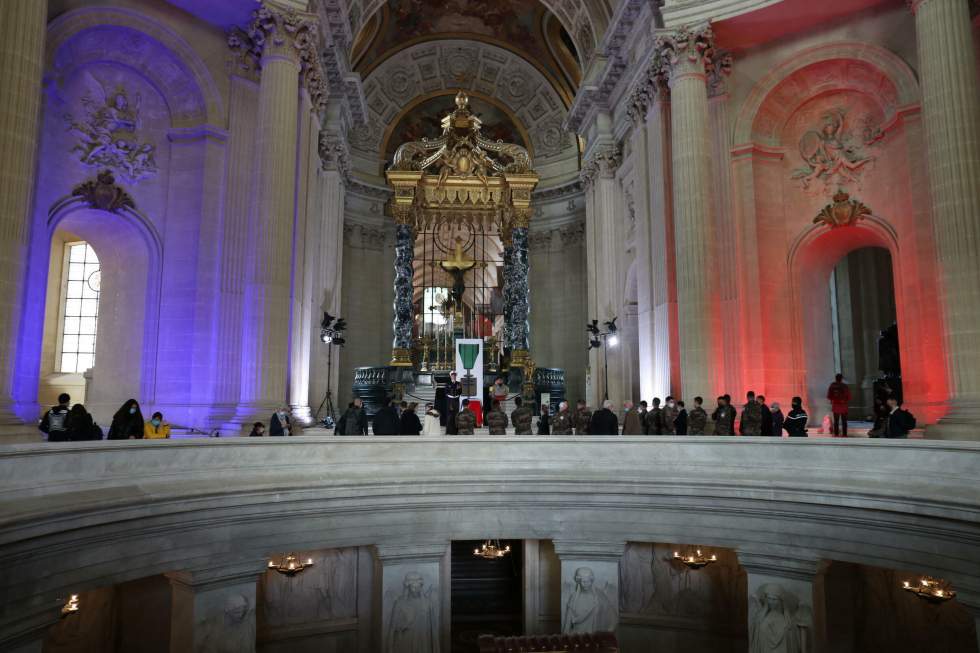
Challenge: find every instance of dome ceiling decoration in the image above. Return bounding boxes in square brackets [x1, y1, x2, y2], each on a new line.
[349, 0, 594, 105]
[351, 40, 577, 176]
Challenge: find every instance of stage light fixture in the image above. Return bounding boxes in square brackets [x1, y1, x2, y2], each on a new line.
[608, 334, 619, 347]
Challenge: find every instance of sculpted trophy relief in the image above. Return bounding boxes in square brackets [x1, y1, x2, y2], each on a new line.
[386, 572, 440, 653]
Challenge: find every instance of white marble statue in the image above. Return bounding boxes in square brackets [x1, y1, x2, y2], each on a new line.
[748, 584, 809, 653]
[562, 567, 617, 634]
[386, 571, 440, 653]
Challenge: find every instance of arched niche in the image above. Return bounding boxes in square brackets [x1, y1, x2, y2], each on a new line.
[727, 40, 947, 423]
[41, 202, 163, 425]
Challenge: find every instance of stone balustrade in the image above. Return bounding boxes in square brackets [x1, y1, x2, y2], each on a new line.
[1, 437, 979, 640]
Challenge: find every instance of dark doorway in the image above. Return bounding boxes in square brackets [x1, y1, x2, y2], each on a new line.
[451, 540, 523, 653]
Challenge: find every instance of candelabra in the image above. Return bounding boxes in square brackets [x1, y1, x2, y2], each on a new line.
[474, 539, 511, 560]
[901, 577, 955, 603]
[268, 554, 314, 577]
[672, 548, 717, 570]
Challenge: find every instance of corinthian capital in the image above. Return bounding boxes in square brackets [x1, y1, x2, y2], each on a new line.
[580, 144, 622, 188]
[228, 2, 326, 111]
[655, 23, 721, 83]
[319, 130, 351, 179]
[626, 57, 670, 124]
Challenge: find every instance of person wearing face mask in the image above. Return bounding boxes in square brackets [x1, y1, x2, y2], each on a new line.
[662, 396, 679, 434]
[108, 399, 145, 439]
[270, 406, 292, 436]
[143, 411, 171, 439]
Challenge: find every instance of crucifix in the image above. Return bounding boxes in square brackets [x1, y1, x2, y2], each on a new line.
[439, 237, 475, 312]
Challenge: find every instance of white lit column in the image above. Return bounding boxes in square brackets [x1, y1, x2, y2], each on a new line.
[909, 0, 980, 440]
[661, 25, 718, 403]
[234, 4, 316, 426]
[0, 0, 46, 427]
[582, 141, 624, 407]
[553, 540, 623, 635]
[166, 559, 267, 653]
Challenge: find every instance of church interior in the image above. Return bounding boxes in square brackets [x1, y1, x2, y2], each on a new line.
[1, 0, 980, 651]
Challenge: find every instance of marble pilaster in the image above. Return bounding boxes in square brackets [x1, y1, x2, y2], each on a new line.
[375, 542, 449, 653]
[909, 0, 980, 440]
[233, 4, 316, 426]
[553, 540, 624, 635]
[738, 549, 827, 653]
[0, 0, 46, 431]
[390, 219, 415, 367]
[659, 24, 723, 403]
[166, 559, 267, 653]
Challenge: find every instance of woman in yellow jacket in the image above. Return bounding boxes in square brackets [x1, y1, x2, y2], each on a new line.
[144, 412, 171, 439]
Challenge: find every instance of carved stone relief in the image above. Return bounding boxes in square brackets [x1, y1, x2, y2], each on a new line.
[63, 74, 157, 182]
[257, 547, 358, 627]
[384, 571, 440, 653]
[748, 583, 811, 653]
[790, 105, 879, 193]
[197, 591, 256, 653]
[561, 566, 618, 634]
[344, 223, 389, 250]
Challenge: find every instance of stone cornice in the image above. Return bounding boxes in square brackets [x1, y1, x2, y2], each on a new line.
[552, 540, 626, 560]
[374, 542, 449, 563]
[346, 176, 392, 201]
[532, 179, 585, 203]
[565, 0, 651, 133]
[166, 558, 269, 591]
[314, 0, 368, 126]
[736, 547, 825, 581]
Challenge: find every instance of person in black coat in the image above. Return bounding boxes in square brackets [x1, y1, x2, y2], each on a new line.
[337, 399, 368, 435]
[40, 393, 72, 442]
[771, 402, 785, 437]
[674, 401, 688, 435]
[108, 399, 144, 439]
[589, 400, 620, 435]
[883, 397, 915, 438]
[398, 404, 422, 435]
[784, 397, 808, 437]
[67, 404, 98, 441]
[758, 395, 774, 436]
[537, 404, 550, 435]
[372, 397, 400, 435]
[270, 407, 292, 436]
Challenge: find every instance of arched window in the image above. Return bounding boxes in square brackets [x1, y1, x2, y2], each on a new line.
[58, 242, 101, 373]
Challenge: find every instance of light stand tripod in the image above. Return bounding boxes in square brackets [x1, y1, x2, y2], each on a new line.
[315, 312, 346, 428]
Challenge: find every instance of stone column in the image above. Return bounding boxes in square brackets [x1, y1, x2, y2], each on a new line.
[909, 0, 980, 440]
[166, 559, 267, 653]
[0, 0, 46, 429]
[582, 143, 624, 407]
[507, 215, 532, 366]
[738, 549, 827, 653]
[659, 24, 721, 402]
[375, 542, 449, 653]
[234, 4, 316, 426]
[501, 230, 514, 356]
[553, 540, 624, 635]
[389, 210, 415, 368]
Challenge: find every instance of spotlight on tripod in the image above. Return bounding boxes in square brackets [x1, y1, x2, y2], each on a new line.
[316, 312, 347, 429]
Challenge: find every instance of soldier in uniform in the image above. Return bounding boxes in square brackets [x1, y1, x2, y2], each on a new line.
[573, 399, 592, 435]
[638, 401, 649, 434]
[644, 398, 664, 435]
[711, 396, 736, 435]
[456, 399, 476, 435]
[552, 401, 574, 435]
[663, 396, 679, 435]
[486, 400, 509, 435]
[511, 396, 533, 435]
[740, 390, 762, 436]
[688, 396, 708, 435]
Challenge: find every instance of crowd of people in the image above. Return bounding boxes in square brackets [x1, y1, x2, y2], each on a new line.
[40, 374, 917, 440]
[39, 393, 299, 441]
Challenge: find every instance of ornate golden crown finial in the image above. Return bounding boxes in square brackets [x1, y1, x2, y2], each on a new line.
[455, 90, 469, 110]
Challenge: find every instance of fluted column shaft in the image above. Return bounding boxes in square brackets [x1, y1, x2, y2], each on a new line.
[237, 8, 308, 420]
[912, 0, 980, 438]
[664, 26, 717, 402]
[0, 0, 46, 423]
